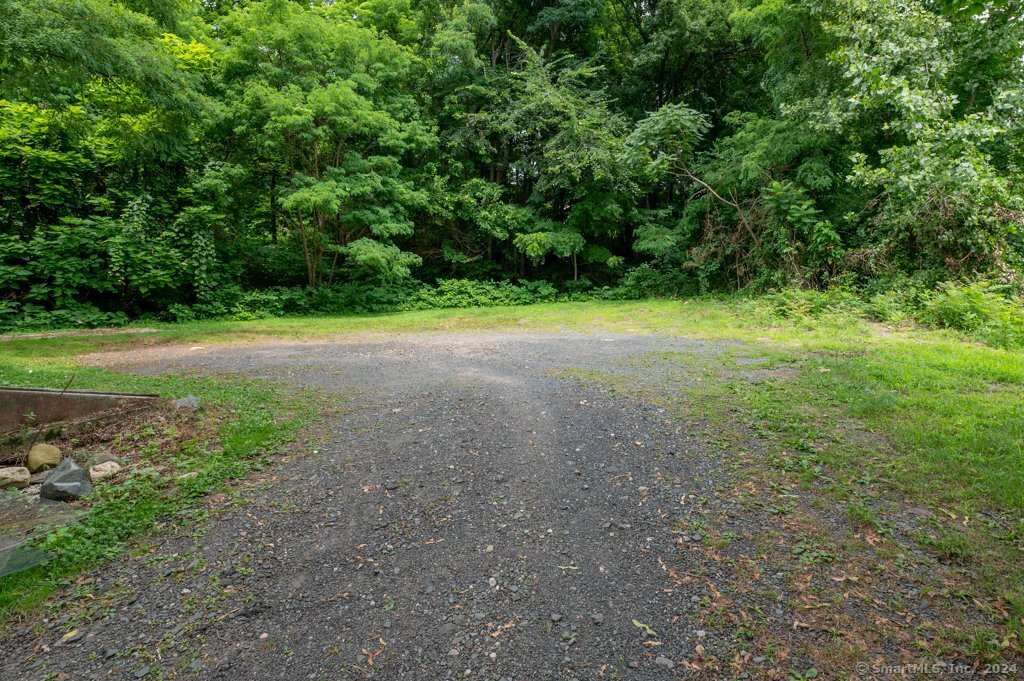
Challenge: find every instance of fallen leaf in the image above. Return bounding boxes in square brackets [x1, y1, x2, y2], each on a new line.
[632, 619, 658, 638]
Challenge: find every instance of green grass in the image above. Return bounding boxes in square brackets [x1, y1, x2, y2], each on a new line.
[2, 298, 1022, 643]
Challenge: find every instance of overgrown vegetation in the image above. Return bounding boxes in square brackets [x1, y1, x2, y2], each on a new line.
[2, 0, 1022, 331]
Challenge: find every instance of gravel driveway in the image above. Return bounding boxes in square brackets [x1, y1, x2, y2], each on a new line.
[0, 333, 999, 680]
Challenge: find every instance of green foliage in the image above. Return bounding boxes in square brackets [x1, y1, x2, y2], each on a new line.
[753, 279, 1024, 350]
[1, 0, 1022, 327]
[919, 281, 1024, 349]
[621, 103, 710, 179]
[189, 278, 566, 321]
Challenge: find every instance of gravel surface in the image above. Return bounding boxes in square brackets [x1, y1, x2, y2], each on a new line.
[0, 333, 1001, 679]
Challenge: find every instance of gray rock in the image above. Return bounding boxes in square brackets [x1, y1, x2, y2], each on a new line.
[0, 466, 30, 489]
[655, 656, 674, 669]
[172, 395, 200, 411]
[88, 451, 120, 467]
[40, 459, 93, 501]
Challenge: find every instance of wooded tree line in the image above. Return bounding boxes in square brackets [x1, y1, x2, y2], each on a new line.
[2, 0, 1022, 326]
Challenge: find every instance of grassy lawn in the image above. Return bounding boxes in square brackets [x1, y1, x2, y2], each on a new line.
[1, 299, 1022, 646]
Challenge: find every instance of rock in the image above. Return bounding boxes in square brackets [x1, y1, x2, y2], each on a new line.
[40, 459, 93, 501]
[0, 466, 30, 489]
[89, 461, 122, 482]
[550, 613, 562, 622]
[88, 451, 120, 467]
[172, 395, 200, 411]
[655, 656, 675, 670]
[27, 443, 62, 473]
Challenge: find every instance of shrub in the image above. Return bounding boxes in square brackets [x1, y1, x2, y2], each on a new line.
[918, 281, 1024, 348]
[759, 287, 863, 320]
[616, 264, 694, 298]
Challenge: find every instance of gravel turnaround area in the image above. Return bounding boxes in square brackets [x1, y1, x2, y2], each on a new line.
[1, 333, 1000, 680]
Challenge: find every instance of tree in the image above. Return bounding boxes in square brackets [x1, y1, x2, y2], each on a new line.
[216, 0, 436, 286]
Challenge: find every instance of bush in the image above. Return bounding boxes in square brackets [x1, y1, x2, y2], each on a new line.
[0, 302, 128, 333]
[918, 281, 1024, 348]
[156, 279, 571, 322]
[759, 287, 864, 320]
[616, 264, 694, 298]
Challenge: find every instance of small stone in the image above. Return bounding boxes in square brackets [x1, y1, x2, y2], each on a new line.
[488, 578, 497, 588]
[753, 656, 766, 664]
[40, 459, 92, 501]
[0, 466, 30, 489]
[695, 630, 707, 638]
[172, 395, 200, 411]
[88, 451, 120, 467]
[384, 480, 399, 490]
[591, 613, 604, 624]
[26, 443, 61, 473]
[550, 613, 562, 622]
[448, 648, 460, 657]
[655, 656, 674, 669]
[134, 666, 151, 679]
[89, 461, 122, 482]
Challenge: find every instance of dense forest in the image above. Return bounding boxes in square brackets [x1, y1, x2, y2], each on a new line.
[1, 0, 1022, 328]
